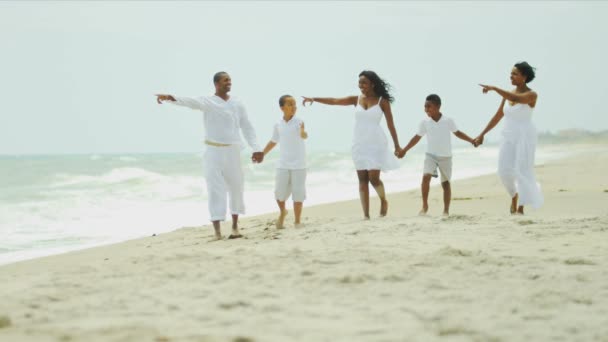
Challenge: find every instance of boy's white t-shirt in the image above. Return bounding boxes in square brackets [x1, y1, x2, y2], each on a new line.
[271, 117, 307, 169]
[417, 115, 458, 157]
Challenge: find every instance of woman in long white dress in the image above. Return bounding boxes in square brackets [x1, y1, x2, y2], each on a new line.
[302, 70, 401, 219]
[474, 62, 544, 214]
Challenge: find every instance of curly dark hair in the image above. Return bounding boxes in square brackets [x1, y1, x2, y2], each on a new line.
[359, 70, 394, 103]
[514, 62, 536, 83]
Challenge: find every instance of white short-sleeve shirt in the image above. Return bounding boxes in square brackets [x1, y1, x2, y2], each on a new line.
[417, 115, 458, 157]
[271, 117, 306, 169]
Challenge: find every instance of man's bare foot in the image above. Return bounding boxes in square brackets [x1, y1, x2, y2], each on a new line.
[419, 206, 429, 216]
[510, 194, 518, 214]
[209, 234, 223, 242]
[380, 199, 388, 217]
[363, 215, 371, 220]
[228, 228, 243, 239]
[276, 209, 288, 229]
[442, 211, 449, 217]
[294, 222, 304, 228]
[517, 205, 524, 215]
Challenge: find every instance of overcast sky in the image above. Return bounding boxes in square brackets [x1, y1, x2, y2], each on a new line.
[1, 1, 607, 154]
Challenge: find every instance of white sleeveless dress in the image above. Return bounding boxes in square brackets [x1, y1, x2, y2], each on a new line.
[351, 97, 399, 171]
[498, 101, 544, 208]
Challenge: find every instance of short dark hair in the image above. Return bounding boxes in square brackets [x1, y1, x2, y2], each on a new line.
[213, 71, 228, 83]
[279, 94, 293, 107]
[514, 62, 536, 83]
[426, 94, 441, 107]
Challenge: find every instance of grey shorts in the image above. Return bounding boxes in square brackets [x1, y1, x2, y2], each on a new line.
[275, 169, 307, 202]
[423, 153, 452, 182]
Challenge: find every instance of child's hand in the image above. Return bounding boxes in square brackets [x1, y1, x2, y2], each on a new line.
[300, 122, 308, 139]
[395, 148, 406, 159]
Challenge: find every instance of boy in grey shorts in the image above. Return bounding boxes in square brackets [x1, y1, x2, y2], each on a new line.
[397, 94, 477, 216]
[262, 95, 308, 228]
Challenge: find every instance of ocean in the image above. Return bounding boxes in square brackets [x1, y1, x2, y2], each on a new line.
[0, 144, 575, 265]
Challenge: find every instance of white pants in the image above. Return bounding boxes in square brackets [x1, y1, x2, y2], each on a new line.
[275, 169, 307, 202]
[203, 145, 245, 221]
[498, 137, 543, 208]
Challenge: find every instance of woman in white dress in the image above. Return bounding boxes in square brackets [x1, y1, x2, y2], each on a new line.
[474, 62, 544, 214]
[302, 70, 401, 219]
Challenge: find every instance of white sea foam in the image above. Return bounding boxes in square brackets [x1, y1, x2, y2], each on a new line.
[0, 144, 582, 265]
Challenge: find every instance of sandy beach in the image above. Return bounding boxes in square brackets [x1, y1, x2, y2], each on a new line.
[1, 146, 607, 342]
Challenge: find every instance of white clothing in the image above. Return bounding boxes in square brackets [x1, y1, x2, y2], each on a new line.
[271, 117, 307, 170]
[171, 95, 261, 151]
[352, 97, 399, 171]
[168, 94, 261, 221]
[498, 102, 543, 208]
[423, 153, 452, 182]
[417, 115, 458, 157]
[203, 145, 245, 221]
[275, 169, 307, 202]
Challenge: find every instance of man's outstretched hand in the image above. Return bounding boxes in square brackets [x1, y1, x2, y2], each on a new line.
[155, 94, 176, 104]
[252, 152, 264, 163]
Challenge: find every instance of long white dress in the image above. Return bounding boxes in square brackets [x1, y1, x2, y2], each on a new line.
[351, 97, 399, 171]
[498, 101, 544, 208]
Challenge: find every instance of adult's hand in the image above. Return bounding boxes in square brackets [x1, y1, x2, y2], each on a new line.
[478, 84, 495, 94]
[473, 135, 484, 147]
[251, 152, 264, 163]
[301, 96, 314, 107]
[155, 94, 176, 104]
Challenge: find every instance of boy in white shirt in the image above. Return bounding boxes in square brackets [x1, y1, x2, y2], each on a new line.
[397, 94, 477, 216]
[263, 95, 308, 229]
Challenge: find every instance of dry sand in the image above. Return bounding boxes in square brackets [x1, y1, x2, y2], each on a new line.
[0, 147, 607, 341]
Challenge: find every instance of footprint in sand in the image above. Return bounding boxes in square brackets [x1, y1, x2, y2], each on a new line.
[0, 315, 11, 328]
[218, 301, 250, 310]
[518, 219, 535, 225]
[437, 246, 474, 257]
[564, 258, 596, 265]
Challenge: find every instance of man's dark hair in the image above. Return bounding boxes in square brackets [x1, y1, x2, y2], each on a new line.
[514, 61, 536, 83]
[426, 94, 442, 107]
[213, 71, 228, 83]
[278, 94, 293, 107]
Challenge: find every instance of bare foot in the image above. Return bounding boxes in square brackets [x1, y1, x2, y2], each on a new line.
[442, 211, 449, 217]
[510, 194, 519, 214]
[294, 222, 304, 228]
[276, 210, 288, 229]
[228, 228, 243, 239]
[363, 215, 371, 220]
[208, 235, 223, 242]
[419, 206, 429, 216]
[517, 205, 524, 215]
[380, 199, 388, 217]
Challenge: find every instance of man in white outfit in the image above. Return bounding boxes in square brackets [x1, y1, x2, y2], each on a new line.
[155, 72, 264, 240]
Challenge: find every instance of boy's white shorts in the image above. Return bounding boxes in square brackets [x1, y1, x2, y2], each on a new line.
[423, 153, 452, 182]
[275, 169, 307, 202]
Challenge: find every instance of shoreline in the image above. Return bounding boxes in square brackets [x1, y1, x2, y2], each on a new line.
[0, 143, 608, 267]
[0, 148, 607, 341]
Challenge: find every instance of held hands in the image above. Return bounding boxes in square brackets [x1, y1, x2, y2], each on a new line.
[472, 135, 484, 147]
[251, 152, 264, 164]
[394, 148, 406, 159]
[155, 94, 176, 104]
[301, 96, 314, 107]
